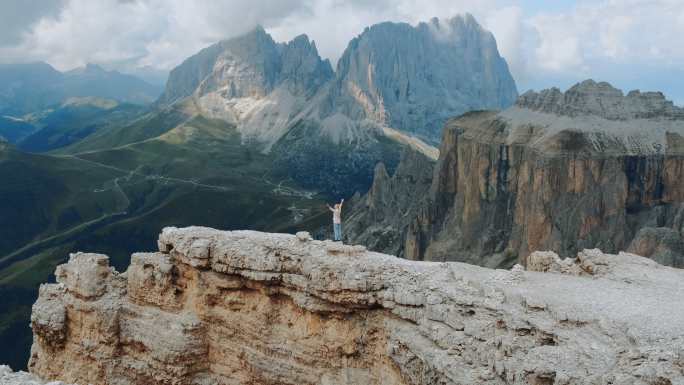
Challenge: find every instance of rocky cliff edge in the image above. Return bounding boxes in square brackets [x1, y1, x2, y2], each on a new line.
[27, 227, 684, 385]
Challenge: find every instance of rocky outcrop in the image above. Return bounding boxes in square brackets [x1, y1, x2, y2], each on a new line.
[28, 227, 684, 384]
[628, 226, 684, 267]
[347, 80, 684, 267]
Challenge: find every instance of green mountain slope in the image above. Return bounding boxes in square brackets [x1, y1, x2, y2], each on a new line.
[0, 116, 38, 143]
[0, 115, 329, 370]
[17, 100, 146, 152]
[56, 103, 191, 153]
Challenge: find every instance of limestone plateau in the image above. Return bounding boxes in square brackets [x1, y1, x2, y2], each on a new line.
[346, 80, 684, 268]
[26, 227, 684, 385]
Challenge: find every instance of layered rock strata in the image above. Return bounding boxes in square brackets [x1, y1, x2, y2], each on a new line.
[348, 80, 684, 267]
[29, 227, 684, 384]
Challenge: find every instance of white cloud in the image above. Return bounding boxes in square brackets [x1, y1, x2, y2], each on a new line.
[528, 12, 586, 73]
[0, 0, 310, 70]
[2, 0, 684, 103]
[483, 6, 525, 81]
[0, 0, 507, 71]
[527, 0, 684, 73]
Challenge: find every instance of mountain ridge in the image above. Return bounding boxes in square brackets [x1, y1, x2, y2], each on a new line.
[0, 62, 162, 117]
[516, 79, 684, 120]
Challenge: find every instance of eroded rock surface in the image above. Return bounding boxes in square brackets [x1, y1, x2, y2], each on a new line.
[29, 227, 684, 385]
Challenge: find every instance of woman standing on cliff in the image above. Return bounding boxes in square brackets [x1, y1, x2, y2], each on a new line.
[327, 199, 344, 242]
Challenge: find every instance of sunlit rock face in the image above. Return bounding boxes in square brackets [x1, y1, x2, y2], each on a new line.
[158, 26, 334, 105]
[346, 80, 684, 268]
[28, 227, 684, 385]
[158, 26, 334, 148]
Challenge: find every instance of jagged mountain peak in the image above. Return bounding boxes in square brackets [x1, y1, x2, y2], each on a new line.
[221, 24, 276, 48]
[65, 63, 111, 76]
[286, 33, 313, 46]
[516, 79, 684, 120]
[424, 13, 485, 35]
[84, 63, 106, 72]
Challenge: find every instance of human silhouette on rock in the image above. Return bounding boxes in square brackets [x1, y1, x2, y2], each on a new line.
[326, 199, 344, 242]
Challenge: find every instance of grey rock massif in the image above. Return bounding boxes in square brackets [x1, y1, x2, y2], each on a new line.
[330, 15, 517, 143]
[157, 15, 517, 195]
[347, 80, 684, 268]
[26, 227, 684, 384]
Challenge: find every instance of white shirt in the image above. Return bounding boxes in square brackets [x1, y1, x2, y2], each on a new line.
[332, 207, 341, 224]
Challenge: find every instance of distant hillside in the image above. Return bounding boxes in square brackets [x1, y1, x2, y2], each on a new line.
[0, 116, 37, 144]
[17, 98, 146, 152]
[0, 62, 162, 116]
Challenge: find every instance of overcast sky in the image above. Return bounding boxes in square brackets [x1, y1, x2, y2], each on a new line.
[1, 0, 684, 104]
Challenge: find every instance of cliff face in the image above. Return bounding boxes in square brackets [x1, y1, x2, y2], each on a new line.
[347, 80, 684, 267]
[28, 227, 684, 384]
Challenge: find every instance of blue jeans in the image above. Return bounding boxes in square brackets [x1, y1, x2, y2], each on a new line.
[333, 223, 342, 241]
